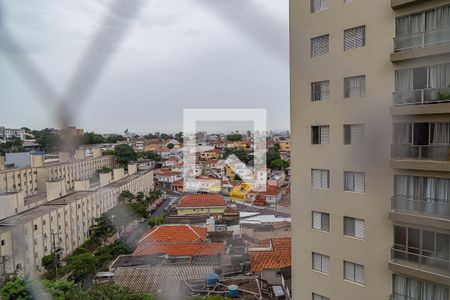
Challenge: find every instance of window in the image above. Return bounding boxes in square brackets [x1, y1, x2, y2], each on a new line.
[394, 225, 450, 268]
[344, 75, 366, 98]
[344, 261, 365, 284]
[344, 124, 364, 145]
[344, 171, 365, 192]
[311, 80, 330, 101]
[344, 217, 365, 239]
[312, 252, 330, 273]
[393, 274, 448, 300]
[312, 211, 330, 232]
[344, 26, 366, 50]
[311, 0, 329, 13]
[313, 293, 330, 300]
[311, 169, 330, 189]
[312, 126, 330, 145]
[1, 240, 4, 246]
[311, 35, 329, 57]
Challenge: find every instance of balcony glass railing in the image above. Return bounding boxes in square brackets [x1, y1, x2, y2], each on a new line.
[391, 145, 450, 161]
[393, 87, 450, 106]
[394, 27, 450, 51]
[391, 247, 450, 278]
[391, 195, 450, 219]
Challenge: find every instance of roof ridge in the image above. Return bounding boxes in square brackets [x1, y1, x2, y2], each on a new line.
[187, 225, 204, 241]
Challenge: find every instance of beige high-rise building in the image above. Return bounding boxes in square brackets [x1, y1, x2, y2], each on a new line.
[291, 0, 450, 299]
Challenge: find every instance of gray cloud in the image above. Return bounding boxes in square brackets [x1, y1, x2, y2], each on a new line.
[0, 0, 289, 133]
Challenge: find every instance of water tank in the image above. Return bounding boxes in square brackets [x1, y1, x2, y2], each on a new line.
[227, 284, 239, 297]
[206, 273, 219, 287]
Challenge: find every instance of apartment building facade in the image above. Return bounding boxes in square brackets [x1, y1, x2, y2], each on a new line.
[291, 0, 449, 299]
[0, 170, 154, 278]
[0, 154, 115, 197]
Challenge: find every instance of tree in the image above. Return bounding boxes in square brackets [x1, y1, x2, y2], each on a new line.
[0, 276, 32, 300]
[33, 129, 60, 152]
[266, 148, 281, 167]
[42, 254, 57, 272]
[174, 131, 183, 143]
[105, 135, 126, 143]
[148, 216, 165, 227]
[136, 192, 145, 202]
[269, 159, 290, 170]
[91, 214, 115, 243]
[83, 132, 106, 144]
[87, 284, 156, 300]
[114, 144, 137, 167]
[67, 253, 97, 282]
[119, 190, 135, 203]
[160, 133, 172, 140]
[226, 133, 242, 141]
[127, 202, 148, 218]
[223, 148, 251, 164]
[42, 279, 87, 300]
[0, 137, 24, 155]
[167, 143, 174, 149]
[142, 151, 161, 162]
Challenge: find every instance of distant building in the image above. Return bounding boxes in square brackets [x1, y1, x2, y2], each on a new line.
[176, 194, 227, 216]
[0, 126, 26, 140]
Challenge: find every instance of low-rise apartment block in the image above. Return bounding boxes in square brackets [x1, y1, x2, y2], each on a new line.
[0, 168, 154, 278]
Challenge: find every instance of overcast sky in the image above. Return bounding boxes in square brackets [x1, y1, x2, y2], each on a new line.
[0, 0, 289, 134]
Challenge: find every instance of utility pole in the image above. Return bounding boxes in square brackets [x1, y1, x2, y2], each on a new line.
[50, 230, 60, 280]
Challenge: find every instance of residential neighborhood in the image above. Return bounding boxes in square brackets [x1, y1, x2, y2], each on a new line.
[0, 127, 292, 299]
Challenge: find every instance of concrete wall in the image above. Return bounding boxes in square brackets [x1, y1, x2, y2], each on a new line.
[58, 152, 72, 163]
[74, 179, 90, 191]
[290, 0, 396, 298]
[100, 172, 112, 187]
[46, 180, 66, 202]
[128, 163, 137, 175]
[113, 168, 124, 181]
[0, 156, 5, 170]
[75, 149, 85, 160]
[0, 192, 22, 220]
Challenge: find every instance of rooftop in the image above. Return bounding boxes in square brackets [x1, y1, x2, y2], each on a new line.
[178, 194, 226, 208]
[134, 225, 225, 257]
[249, 238, 291, 272]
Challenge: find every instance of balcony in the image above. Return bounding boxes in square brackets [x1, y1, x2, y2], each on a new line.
[391, 195, 450, 220]
[394, 27, 450, 51]
[391, 0, 427, 9]
[393, 88, 450, 106]
[391, 247, 450, 279]
[391, 145, 450, 161]
[391, 27, 450, 62]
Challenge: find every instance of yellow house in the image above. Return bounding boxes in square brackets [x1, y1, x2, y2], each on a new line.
[200, 149, 221, 160]
[229, 183, 253, 203]
[176, 194, 227, 216]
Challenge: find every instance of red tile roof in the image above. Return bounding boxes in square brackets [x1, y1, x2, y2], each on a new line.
[138, 225, 207, 243]
[249, 238, 291, 272]
[178, 194, 226, 208]
[133, 225, 224, 257]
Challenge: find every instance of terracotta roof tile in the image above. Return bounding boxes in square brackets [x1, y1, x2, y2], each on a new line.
[249, 238, 291, 272]
[178, 194, 226, 208]
[133, 225, 224, 257]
